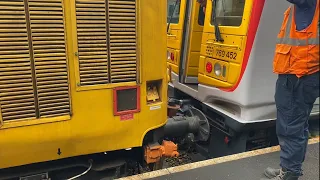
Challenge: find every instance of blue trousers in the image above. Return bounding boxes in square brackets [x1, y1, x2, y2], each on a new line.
[275, 71, 319, 175]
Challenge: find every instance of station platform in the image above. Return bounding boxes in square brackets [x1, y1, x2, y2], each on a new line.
[119, 138, 319, 180]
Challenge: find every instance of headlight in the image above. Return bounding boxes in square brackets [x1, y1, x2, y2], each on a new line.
[167, 51, 171, 60]
[214, 63, 222, 76]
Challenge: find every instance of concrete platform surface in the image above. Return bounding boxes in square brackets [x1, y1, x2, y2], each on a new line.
[151, 143, 319, 180]
[118, 138, 319, 180]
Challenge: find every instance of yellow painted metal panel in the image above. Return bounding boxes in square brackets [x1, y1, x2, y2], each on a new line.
[198, 73, 232, 88]
[199, 33, 247, 88]
[228, 63, 241, 84]
[167, 30, 183, 51]
[198, 55, 205, 74]
[0, 0, 167, 171]
[186, 67, 199, 76]
[142, 0, 167, 82]
[188, 52, 201, 67]
[201, 33, 244, 63]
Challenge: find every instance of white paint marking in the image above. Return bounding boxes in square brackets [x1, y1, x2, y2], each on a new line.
[150, 105, 161, 111]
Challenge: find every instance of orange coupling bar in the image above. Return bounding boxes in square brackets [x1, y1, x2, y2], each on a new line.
[144, 140, 179, 164]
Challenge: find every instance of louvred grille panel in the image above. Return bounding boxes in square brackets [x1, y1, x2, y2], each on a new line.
[76, 0, 109, 86]
[0, 0, 70, 122]
[108, 0, 137, 83]
[0, 0, 36, 121]
[75, 0, 137, 86]
[29, 0, 70, 118]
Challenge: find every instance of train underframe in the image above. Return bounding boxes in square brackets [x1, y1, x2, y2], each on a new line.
[0, 100, 210, 180]
[168, 86, 279, 159]
[168, 85, 320, 160]
[1, 130, 170, 180]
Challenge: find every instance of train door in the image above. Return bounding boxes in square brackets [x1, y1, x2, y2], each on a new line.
[167, 0, 185, 75]
[167, 0, 205, 84]
[179, 1, 205, 84]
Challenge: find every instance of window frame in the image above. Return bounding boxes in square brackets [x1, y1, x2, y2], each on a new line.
[210, 0, 246, 27]
[203, 0, 253, 36]
[167, 0, 186, 31]
[167, 0, 182, 24]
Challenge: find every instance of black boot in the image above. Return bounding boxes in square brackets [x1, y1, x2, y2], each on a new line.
[261, 168, 300, 180]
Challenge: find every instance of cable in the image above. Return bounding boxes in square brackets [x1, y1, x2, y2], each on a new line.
[65, 159, 93, 180]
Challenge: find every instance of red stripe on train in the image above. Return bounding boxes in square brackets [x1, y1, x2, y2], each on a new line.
[220, 0, 266, 92]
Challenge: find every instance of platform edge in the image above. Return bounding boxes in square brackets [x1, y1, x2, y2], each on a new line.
[117, 137, 319, 180]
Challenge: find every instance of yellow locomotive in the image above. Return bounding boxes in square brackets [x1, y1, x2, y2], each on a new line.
[0, 0, 177, 178]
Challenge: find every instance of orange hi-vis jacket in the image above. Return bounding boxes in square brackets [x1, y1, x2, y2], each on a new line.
[273, 1, 319, 78]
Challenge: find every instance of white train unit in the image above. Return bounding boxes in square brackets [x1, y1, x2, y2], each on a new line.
[167, 0, 319, 157]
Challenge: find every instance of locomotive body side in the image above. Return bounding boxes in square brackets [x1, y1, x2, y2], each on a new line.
[0, 0, 167, 170]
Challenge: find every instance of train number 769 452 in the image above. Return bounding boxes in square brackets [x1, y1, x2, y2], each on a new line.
[215, 49, 237, 60]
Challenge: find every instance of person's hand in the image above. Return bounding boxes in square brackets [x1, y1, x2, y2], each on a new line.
[197, 0, 207, 7]
[197, 0, 207, 13]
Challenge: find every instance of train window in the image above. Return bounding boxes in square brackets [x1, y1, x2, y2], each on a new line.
[198, 5, 205, 26]
[167, 0, 181, 24]
[211, 0, 245, 27]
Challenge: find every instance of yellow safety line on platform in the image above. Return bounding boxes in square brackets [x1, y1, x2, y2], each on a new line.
[118, 137, 320, 180]
[117, 137, 319, 180]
